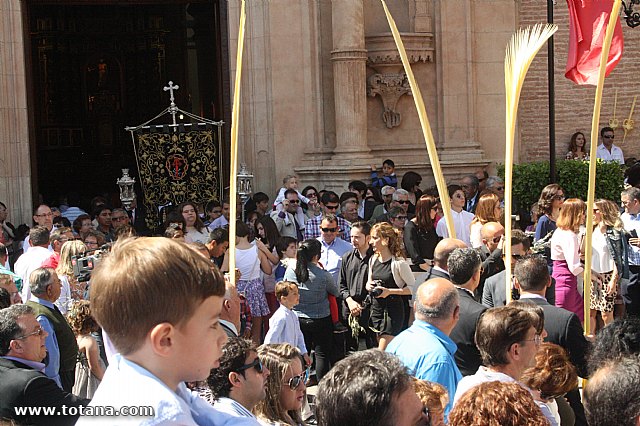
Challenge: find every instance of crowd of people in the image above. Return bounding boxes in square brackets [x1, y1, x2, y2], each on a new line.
[0, 129, 640, 425]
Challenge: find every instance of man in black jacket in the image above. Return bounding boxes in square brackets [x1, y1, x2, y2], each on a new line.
[339, 221, 375, 350]
[514, 254, 589, 426]
[422, 238, 466, 282]
[0, 304, 88, 425]
[447, 248, 487, 376]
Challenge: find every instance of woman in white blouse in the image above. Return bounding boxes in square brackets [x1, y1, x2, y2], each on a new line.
[550, 198, 586, 323]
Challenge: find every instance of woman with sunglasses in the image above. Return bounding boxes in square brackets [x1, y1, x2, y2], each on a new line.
[404, 194, 441, 272]
[255, 216, 284, 328]
[588, 199, 627, 335]
[255, 343, 307, 426]
[469, 193, 502, 249]
[367, 222, 415, 350]
[550, 198, 587, 322]
[301, 186, 321, 220]
[284, 239, 338, 381]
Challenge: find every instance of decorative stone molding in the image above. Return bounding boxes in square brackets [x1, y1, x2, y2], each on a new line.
[367, 73, 411, 128]
[365, 32, 433, 128]
[366, 32, 434, 69]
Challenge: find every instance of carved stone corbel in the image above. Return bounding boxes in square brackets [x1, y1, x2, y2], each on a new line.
[367, 73, 411, 129]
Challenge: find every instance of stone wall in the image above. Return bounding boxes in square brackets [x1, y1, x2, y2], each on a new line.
[518, 0, 640, 163]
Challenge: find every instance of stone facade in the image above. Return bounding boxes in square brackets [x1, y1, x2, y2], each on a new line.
[1, 0, 639, 221]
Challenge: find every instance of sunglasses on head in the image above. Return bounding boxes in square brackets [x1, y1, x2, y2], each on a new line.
[288, 368, 310, 390]
[235, 357, 264, 375]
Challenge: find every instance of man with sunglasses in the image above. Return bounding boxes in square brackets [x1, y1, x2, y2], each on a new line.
[41, 227, 75, 271]
[207, 338, 268, 425]
[372, 188, 413, 224]
[272, 189, 305, 241]
[596, 126, 624, 165]
[304, 191, 351, 242]
[0, 304, 88, 425]
[318, 214, 353, 285]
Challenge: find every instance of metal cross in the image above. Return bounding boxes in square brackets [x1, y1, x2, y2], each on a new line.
[164, 81, 180, 126]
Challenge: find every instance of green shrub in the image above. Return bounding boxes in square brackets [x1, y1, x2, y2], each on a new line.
[497, 160, 625, 211]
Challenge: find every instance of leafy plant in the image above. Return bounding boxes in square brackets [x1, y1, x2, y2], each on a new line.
[497, 160, 625, 212]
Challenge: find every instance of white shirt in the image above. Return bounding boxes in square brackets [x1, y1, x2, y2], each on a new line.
[596, 143, 624, 165]
[264, 305, 308, 355]
[15, 246, 53, 302]
[435, 209, 475, 247]
[591, 227, 615, 273]
[550, 228, 584, 276]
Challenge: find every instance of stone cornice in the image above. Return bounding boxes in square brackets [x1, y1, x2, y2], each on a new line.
[365, 32, 434, 65]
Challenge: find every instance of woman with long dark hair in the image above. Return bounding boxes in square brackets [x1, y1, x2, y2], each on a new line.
[367, 222, 415, 350]
[179, 202, 210, 244]
[404, 194, 441, 272]
[565, 131, 589, 160]
[284, 239, 338, 380]
[255, 215, 283, 325]
[401, 171, 423, 210]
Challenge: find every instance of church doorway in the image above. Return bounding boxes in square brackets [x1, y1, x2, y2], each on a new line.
[25, 0, 230, 208]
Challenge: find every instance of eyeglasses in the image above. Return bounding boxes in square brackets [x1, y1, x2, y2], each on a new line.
[491, 236, 502, 244]
[288, 368, 310, 390]
[60, 237, 78, 242]
[540, 391, 564, 401]
[112, 216, 128, 222]
[235, 357, 264, 375]
[35, 212, 53, 218]
[321, 227, 338, 233]
[288, 200, 300, 204]
[603, 135, 614, 139]
[397, 200, 410, 205]
[554, 194, 565, 200]
[394, 216, 407, 220]
[522, 334, 543, 346]
[15, 326, 45, 340]
[85, 240, 99, 246]
[324, 204, 339, 210]
[512, 254, 524, 260]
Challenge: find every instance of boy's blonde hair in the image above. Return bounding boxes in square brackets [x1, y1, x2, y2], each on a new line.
[282, 174, 297, 185]
[90, 237, 225, 355]
[275, 281, 298, 300]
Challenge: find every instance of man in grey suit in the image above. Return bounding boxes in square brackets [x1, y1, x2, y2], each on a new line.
[514, 254, 589, 426]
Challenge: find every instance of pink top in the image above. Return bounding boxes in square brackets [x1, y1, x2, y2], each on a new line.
[550, 228, 584, 276]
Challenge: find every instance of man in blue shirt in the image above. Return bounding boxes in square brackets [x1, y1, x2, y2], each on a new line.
[317, 214, 353, 285]
[386, 278, 462, 420]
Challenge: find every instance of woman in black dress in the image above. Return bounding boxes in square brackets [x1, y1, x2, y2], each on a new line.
[366, 222, 415, 350]
[404, 194, 441, 272]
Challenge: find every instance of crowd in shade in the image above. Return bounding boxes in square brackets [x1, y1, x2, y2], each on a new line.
[1, 131, 640, 425]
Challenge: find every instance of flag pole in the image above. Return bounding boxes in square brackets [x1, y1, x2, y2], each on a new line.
[228, 0, 246, 285]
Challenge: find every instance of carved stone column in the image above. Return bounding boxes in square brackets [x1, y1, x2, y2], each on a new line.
[330, 0, 370, 159]
[0, 1, 34, 224]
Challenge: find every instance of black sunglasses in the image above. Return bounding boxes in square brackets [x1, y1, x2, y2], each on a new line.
[397, 200, 410, 205]
[321, 227, 338, 233]
[235, 357, 264, 375]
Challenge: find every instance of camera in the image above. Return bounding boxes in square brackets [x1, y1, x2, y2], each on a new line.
[72, 244, 112, 282]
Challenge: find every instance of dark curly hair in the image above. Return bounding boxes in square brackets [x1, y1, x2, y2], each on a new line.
[207, 337, 256, 400]
[588, 317, 640, 375]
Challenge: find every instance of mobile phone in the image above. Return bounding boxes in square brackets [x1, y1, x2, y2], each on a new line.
[631, 229, 638, 239]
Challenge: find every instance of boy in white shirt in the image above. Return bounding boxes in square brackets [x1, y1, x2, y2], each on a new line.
[263, 281, 311, 366]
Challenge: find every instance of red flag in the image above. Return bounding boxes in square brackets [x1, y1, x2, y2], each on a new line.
[565, 0, 624, 86]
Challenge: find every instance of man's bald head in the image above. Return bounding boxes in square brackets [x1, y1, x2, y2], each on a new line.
[414, 278, 459, 333]
[433, 238, 467, 269]
[480, 222, 504, 240]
